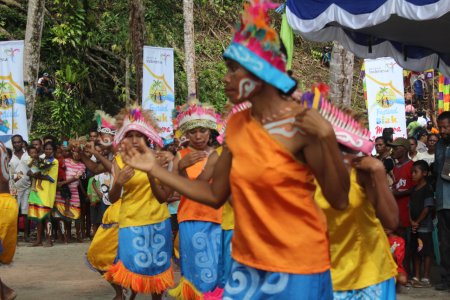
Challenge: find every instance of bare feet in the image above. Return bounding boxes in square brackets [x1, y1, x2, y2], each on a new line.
[2, 282, 18, 300]
[64, 209, 75, 217]
[31, 187, 38, 192]
[55, 239, 64, 243]
[22, 236, 33, 243]
[44, 241, 53, 247]
[77, 237, 87, 243]
[28, 241, 43, 247]
[37, 184, 44, 190]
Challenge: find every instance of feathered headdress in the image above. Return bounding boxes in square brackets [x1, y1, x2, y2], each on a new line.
[114, 103, 163, 147]
[172, 94, 218, 138]
[93, 110, 117, 135]
[301, 85, 374, 155]
[216, 101, 252, 144]
[223, 0, 296, 93]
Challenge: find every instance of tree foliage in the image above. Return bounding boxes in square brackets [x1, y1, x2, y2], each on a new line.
[0, 0, 365, 140]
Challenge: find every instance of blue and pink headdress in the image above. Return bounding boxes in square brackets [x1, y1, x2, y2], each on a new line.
[113, 104, 163, 147]
[301, 85, 374, 155]
[93, 110, 117, 135]
[172, 95, 218, 138]
[223, 0, 296, 93]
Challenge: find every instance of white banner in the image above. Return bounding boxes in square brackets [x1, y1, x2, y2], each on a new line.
[0, 40, 28, 147]
[365, 57, 406, 141]
[142, 46, 174, 145]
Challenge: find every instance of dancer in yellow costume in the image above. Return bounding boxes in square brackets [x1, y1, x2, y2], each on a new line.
[0, 141, 18, 299]
[27, 141, 59, 248]
[79, 110, 123, 300]
[302, 88, 399, 299]
[104, 104, 174, 300]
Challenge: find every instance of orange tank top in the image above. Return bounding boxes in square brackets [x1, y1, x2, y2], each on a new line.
[227, 109, 330, 274]
[177, 148, 223, 224]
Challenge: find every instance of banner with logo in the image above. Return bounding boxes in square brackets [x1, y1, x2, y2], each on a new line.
[364, 57, 406, 141]
[0, 40, 28, 147]
[142, 46, 174, 145]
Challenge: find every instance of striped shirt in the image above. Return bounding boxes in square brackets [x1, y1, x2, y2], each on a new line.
[55, 159, 86, 206]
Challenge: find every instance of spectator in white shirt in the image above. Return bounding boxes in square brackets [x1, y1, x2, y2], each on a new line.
[9, 135, 32, 242]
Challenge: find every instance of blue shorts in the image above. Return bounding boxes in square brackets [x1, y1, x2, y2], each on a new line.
[179, 220, 222, 293]
[218, 229, 233, 289]
[36, 87, 54, 95]
[116, 218, 172, 276]
[333, 277, 396, 300]
[223, 259, 333, 299]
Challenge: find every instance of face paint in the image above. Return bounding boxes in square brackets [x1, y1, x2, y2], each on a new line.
[60, 220, 65, 235]
[236, 77, 261, 100]
[100, 136, 113, 146]
[47, 222, 52, 236]
[123, 287, 132, 300]
[178, 136, 189, 147]
[0, 142, 9, 182]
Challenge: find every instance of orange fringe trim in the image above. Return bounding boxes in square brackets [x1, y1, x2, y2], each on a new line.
[168, 276, 204, 300]
[103, 260, 174, 294]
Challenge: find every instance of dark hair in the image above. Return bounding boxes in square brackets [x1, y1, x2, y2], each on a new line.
[413, 160, 430, 173]
[438, 111, 450, 123]
[27, 145, 37, 154]
[11, 134, 23, 142]
[413, 115, 418, 121]
[406, 100, 412, 105]
[406, 111, 412, 116]
[408, 137, 417, 144]
[42, 135, 56, 143]
[428, 133, 439, 141]
[23, 141, 28, 148]
[375, 136, 387, 144]
[31, 138, 42, 145]
[418, 111, 424, 117]
[382, 128, 394, 143]
[89, 128, 98, 134]
[6, 148, 12, 159]
[43, 141, 57, 151]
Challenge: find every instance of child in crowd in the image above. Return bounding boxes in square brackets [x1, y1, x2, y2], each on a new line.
[27, 146, 42, 192]
[386, 226, 407, 291]
[55, 145, 73, 218]
[87, 175, 102, 235]
[409, 160, 435, 288]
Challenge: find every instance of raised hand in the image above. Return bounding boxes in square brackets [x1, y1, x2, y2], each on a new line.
[293, 108, 334, 138]
[121, 139, 157, 173]
[179, 151, 208, 171]
[116, 166, 135, 186]
[352, 156, 385, 174]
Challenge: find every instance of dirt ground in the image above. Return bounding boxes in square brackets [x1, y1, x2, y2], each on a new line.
[1, 238, 449, 299]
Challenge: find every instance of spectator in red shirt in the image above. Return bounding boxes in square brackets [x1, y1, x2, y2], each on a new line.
[388, 138, 418, 278]
[386, 226, 407, 291]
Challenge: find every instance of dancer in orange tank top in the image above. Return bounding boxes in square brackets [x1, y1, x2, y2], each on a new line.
[120, 1, 350, 299]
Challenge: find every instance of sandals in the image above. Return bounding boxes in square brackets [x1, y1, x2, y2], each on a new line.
[405, 278, 419, 287]
[414, 278, 432, 288]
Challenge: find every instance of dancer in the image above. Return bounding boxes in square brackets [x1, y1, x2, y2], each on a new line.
[27, 142, 59, 247]
[53, 137, 86, 244]
[303, 92, 399, 298]
[0, 141, 18, 299]
[121, 1, 350, 298]
[104, 104, 174, 300]
[83, 111, 123, 300]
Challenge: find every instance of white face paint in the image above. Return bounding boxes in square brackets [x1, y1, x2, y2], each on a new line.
[178, 136, 189, 147]
[99, 133, 114, 147]
[47, 222, 52, 236]
[236, 78, 261, 100]
[122, 287, 132, 300]
[60, 220, 65, 234]
[0, 142, 9, 182]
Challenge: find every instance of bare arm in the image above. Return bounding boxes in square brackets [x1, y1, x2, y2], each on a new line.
[197, 151, 219, 182]
[27, 158, 35, 168]
[354, 156, 399, 230]
[92, 179, 102, 199]
[393, 188, 412, 198]
[415, 207, 430, 224]
[109, 161, 134, 204]
[79, 151, 108, 175]
[121, 139, 232, 209]
[296, 109, 350, 210]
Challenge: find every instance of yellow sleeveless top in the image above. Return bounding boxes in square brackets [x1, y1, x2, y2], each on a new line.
[215, 146, 234, 230]
[116, 154, 170, 228]
[316, 168, 397, 291]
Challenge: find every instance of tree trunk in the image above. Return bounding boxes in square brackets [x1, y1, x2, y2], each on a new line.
[128, 0, 146, 104]
[125, 54, 131, 105]
[329, 41, 354, 106]
[23, 0, 46, 135]
[183, 0, 196, 95]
